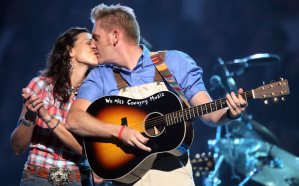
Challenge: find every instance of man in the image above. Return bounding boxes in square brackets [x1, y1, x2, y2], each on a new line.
[66, 3, 248, 186]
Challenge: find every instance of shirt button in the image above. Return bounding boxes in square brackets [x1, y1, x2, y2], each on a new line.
[134, 73, 136, 76]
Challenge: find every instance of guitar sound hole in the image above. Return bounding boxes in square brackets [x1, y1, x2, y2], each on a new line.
[144, 112, 165, 137]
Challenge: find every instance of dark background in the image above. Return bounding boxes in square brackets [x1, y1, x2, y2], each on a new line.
[1, 0, 299, 185]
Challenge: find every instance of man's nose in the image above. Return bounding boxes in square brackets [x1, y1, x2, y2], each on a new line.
[90, 39, 96, 49]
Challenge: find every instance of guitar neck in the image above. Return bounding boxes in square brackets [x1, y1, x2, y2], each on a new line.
[165, 90, 254, 125]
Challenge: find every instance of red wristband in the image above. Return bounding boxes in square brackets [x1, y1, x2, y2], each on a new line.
[118, 126, 126, 140]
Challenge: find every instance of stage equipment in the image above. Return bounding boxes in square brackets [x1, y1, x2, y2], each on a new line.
[140, 36, 153, 51]
[202, 54, 294, 186]
[217, 139, 299, 186]
[222, 53, 280, 66]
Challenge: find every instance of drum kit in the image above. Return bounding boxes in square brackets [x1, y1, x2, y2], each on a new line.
[192, 54, 299, 186]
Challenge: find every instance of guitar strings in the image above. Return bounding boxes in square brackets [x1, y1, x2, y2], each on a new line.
[126, 91, 255, 131]
[137, 86, 282, 130]
[129, 91, 254, 129]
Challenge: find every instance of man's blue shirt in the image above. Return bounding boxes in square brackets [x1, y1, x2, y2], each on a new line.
[77, 45, 206, 103]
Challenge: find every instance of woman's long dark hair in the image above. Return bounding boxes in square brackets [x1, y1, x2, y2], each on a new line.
[39, 27, 89, 107]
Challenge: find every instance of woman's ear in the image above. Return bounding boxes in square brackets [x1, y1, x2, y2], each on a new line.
[67, 45, 74, 57]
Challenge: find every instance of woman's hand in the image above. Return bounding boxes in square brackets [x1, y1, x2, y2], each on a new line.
[22, 88, 44, 121]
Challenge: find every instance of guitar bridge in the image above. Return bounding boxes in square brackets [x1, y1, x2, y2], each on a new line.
[121, 117, 128, 127]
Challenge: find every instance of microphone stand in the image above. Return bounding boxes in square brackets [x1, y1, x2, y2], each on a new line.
[218, 58, 240, 185]
[208, 54, 280, 186]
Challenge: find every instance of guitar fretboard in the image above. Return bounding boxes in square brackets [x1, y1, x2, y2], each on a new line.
[164, 90, 253, 126]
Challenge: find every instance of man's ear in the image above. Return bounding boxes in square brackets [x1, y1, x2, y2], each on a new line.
[67, 45, 74, 57]
[112, 30, 119, 46]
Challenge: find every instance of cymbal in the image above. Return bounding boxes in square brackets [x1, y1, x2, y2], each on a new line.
[249, 119, 281, 146]
[217, 139, 299, 186]
[225, 120, 261, 140]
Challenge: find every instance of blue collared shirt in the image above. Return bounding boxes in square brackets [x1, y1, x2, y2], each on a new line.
[77, 45, 206, 103]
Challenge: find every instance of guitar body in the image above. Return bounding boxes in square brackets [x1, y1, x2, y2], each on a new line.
[84, 91, 194, 184]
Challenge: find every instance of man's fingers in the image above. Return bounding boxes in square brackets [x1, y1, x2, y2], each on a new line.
[237, 88, 248, 109]
[226, 94, 238, 111]
[238, 88, 244, 94]
[138, 135, 149, 144]
[134, 139, 151, 152]
[231, 92, 241, 108]
[122, 128, 151, 152]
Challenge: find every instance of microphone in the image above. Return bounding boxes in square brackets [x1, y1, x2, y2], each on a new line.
[209, 75, 229, 96]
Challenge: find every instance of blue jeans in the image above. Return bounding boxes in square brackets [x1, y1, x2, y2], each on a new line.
[20, 171, 92, 186]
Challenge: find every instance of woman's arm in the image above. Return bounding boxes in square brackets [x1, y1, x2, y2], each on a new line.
[11, 88, 84, 155]
[11, 90, 43, 155]
[38, 106, 83, 155]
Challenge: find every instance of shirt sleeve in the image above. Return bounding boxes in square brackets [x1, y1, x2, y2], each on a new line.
[26, 77, 47, 96]
[164, 51, 206, 102]
[77, 68, 104, 103]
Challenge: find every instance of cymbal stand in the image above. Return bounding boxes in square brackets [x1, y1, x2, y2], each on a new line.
[238, 168, 261, 186]
[205, 127, 223, 186]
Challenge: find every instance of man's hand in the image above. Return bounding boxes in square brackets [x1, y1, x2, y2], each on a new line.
[120, 127, 151, 152]
[226, 88, 248, 117]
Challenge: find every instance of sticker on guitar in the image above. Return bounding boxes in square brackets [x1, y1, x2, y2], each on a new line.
[104, 92, 165, 105]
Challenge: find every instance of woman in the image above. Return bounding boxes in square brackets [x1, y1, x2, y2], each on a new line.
[11, 28, 99, 186]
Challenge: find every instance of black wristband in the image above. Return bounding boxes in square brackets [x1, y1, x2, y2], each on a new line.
[226, 109, 241, 120]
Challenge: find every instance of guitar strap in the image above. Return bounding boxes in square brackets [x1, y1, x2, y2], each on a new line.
[113, 51, 191, 108]
[112, 51, 193, 181]
[113, 65, 163, 90]
[150, 51, 191, 108]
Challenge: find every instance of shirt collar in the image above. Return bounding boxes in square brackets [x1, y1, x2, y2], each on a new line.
[112, 44, 151, 71]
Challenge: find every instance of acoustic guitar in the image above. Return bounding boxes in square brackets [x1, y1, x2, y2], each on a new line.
[84, 79, 289, 185]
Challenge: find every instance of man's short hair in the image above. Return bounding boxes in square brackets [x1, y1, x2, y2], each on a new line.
[91, 4, 140, 45]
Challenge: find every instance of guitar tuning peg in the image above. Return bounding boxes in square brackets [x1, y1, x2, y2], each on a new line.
[208, 152, 211, 157]
[263, 81, 265, 85]
[264, 99, 269, 104]
[282, 96, 286, 101]
[201, 152, 206, 157]
[279, 77, 284, 81]
[195, 153, 200, 159]
[273, 97, 278, 102]
[270, 80, 275, 83]
[195, 171, 200, 177]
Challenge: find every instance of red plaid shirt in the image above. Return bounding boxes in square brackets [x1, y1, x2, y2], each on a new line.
[25, 76, 88, 170]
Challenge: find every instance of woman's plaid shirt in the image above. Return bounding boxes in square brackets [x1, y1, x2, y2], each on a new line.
[25, 76, 88, 170]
